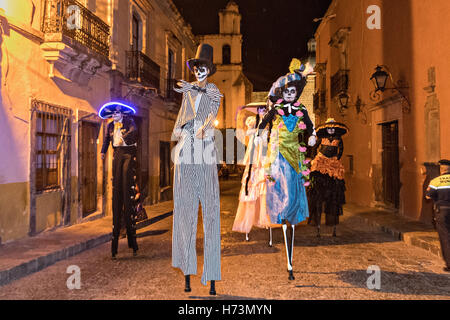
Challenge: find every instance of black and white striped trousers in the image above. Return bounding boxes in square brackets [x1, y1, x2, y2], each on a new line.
[172, 159, 221, 285]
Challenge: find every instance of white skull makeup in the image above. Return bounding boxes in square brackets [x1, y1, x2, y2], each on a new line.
[193, 65, 209, 82]
[112, 110, 123, 122]
[327, 128, 336, 135]
[283, 86, 297, 103]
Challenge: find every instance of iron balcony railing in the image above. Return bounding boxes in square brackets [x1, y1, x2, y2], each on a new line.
[166, 78, 183, 106]
[42, 0, 110, 58]
[330, 69, 349, 98]
[126, 51, 161, 90]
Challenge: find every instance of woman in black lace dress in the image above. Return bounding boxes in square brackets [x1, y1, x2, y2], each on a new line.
[308, 118, 348, 237]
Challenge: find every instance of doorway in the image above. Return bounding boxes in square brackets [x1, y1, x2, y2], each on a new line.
[381, 121, 400, 209]
[80, 121, 99, 217]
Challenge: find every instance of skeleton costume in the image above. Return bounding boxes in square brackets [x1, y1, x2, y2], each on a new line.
[100, 103, 139, 259]
[171, 44, 223, 295]
[308, 118, 348, 237]
[258, 59, 316, 280]
[232, 106, 273, 239]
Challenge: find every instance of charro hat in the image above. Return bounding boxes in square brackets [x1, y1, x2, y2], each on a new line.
[187, 43, 216, 77]
[98, 102, 136, 119]
[316, 118, 348, 137]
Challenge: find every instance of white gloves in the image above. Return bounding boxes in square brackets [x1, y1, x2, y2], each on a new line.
[308, 135, 317, 147]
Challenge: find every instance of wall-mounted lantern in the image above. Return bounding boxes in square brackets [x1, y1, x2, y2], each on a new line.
[369, 65, 411, 113]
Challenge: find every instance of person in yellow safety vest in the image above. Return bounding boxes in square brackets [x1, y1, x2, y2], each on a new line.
[426, 159, 450, 272]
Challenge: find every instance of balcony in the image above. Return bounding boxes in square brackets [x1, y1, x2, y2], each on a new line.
[330, 69, 349, 98]
[165, 78, 183, 107]
[313, 90, 326, 114]
[126, 51, 160, 91]
[40, 0, 111, 84]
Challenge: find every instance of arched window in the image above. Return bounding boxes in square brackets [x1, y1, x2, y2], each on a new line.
[222, 45, 231, 65]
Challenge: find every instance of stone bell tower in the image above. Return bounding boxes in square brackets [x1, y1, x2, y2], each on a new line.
[197, 1, 253, 130]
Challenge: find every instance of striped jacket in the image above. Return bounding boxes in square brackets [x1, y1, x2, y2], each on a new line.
[426, 173, 450, 206]
[172, 82, 221, 165]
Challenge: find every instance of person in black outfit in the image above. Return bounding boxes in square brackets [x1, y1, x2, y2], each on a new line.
[308, 118, 348, 237]
[100, 103, 139, 259]
[426, 159, 450, 272]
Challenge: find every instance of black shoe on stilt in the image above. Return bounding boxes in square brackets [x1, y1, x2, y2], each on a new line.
[332, 226, 337, 237]
[184, 275, 191, 292]
[209, 280, 216, 295]
[111, 236, 118, 259]
[288, 270, 295, 280]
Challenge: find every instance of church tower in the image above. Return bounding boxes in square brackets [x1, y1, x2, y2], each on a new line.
[197, 1, 253, 129]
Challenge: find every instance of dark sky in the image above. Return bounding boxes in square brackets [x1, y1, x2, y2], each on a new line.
[172, 0, 332, 91]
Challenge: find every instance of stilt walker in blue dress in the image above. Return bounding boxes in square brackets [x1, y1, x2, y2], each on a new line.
[256, 59, 317, 280]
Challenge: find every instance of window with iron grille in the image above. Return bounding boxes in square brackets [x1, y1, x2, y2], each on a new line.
[33, 101, 72, 192]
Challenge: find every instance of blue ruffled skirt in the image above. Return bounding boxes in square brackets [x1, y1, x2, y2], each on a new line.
[266, 153, 309, 225]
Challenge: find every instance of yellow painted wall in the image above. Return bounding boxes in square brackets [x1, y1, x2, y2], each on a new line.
[0, 182, 29, 243]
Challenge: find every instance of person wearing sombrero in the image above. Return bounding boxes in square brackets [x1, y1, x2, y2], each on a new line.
[171, 44, 223, 295]
[256, 58, 317, 280]
[308, 118, 348, 238]
[99, 102, 139, 259]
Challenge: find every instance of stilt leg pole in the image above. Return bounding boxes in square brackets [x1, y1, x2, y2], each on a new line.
[209, 280, 216, 295]
[268, 227, 273, 247]
[184, 275, 191, 292]
[282, 223, 295, 280]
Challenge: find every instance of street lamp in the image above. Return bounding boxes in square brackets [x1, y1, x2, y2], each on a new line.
[370, 65, 389, 92]
[369, 65, 411, 113]
[337, 93, 367, 123]
[338, 92, 349, 109]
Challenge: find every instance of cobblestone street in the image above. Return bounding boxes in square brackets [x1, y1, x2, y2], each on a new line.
[0, 180, 449, 300]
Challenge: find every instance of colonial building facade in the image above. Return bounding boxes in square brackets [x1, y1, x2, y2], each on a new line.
[314, 0, 450, 224]
[0, 0, 196, 243]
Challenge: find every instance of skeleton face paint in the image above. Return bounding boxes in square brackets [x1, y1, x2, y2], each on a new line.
[327, 128, 335, 135]
[193, 65, 209, 82]
[283, 86, 297, 103]
[112, 111, 123, 122]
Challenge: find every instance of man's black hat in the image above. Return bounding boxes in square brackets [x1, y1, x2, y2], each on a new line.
[438, 159, 450, 166]
[187, 43, 216, 76]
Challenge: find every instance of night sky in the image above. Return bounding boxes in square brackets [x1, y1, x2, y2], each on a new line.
[172, 0, 332, 91]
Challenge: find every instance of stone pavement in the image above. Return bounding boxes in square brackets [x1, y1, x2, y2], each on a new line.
[0, 178, 445, 289]
[343, 203, 442, 259]
[0, 201, 174, 286]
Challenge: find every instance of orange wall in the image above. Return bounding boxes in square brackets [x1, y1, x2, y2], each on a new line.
[315, 0, 450, 221]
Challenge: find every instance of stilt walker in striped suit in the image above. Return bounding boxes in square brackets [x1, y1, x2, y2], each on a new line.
[172, 44, 223, 295]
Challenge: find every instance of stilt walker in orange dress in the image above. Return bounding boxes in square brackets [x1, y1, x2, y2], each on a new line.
[308, 118, 348, 237]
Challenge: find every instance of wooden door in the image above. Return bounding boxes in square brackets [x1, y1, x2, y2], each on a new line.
[381, 121, 400, 209]
[81, 121, 98, 216]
